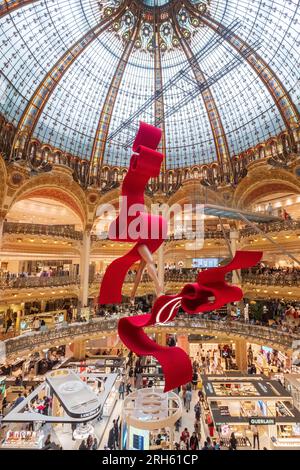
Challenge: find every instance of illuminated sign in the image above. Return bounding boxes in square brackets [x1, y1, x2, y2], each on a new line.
[249, 417, 275, 425]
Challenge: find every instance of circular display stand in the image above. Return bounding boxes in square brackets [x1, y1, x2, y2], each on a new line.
[123, 388, 182, 430]
[73, 423, 95, 440]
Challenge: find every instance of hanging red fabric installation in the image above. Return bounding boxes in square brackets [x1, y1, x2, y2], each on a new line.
[98, 122, 167, 304]
[118, 250, 263, 392]
[99, 121, 263, 392]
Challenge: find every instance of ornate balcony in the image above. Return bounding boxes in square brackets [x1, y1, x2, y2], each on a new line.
[3, 316, 298, 358]
[240, 220, 300, 238]
[243, 272, 300, 287]
[0, 275, 80, 290]
[3, 222, 83, 240]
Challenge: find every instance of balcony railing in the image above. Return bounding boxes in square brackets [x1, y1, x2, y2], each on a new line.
[240, 219, 300, 238]
[1, 270, 299, 291]
[242, 272, 300, 287]
[3, 222, 83, 240]
[4, 220, 300, 245]
[3, 316, 299, 357]
[0, 275, 80, 290]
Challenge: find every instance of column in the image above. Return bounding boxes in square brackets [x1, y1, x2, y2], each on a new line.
[0, 214, 5, 250]
[157, 245, 165, 294]
[176, 334, 190, 355]
[156, 331, 167, 346]
[235, 339, 248, 371]
[230, 229, 240, 284]
[80, 229, 91, 307]
[15, 310, 22, 335]
[72, 340, 86, 361]
[40, 300, 46, 313]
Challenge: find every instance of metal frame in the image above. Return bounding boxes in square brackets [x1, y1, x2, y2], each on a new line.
[0, 0, 40, 19]
[186, 3, 300, 137]
[11, 3, 128, 157]
[171, 11, 231, 173]
[90, 13, 142, 182]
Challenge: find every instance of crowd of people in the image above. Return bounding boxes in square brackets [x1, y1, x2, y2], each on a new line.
[0, 267, 72, 282]
[244, 264, 300, 285]
[79, 434, 98, 451]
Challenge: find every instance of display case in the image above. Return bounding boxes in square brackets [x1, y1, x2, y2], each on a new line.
[271, 425, 300, 449]
[219, 426, 252, 448]
[149, 430, 171, 450]
[1, 430, 45, 449]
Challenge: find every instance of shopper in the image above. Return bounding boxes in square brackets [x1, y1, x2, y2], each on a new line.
[252, 425, 260, 450]
[33, 316, 41, 331]
[126, 382, 132, 395]
[113, 418, 119, 448]
[192, 370, 198, 390]
[182, 385, 187, 407]
[185, 389, 192, 412]
[118, 381, 125, 400]
[137, 372, 143, 390]
[92, 437, 98, 450]
[181, 427, 190, 448]
[202, 441, 209, 450]
[198, 389, 204, 402]
[13, 393, 24, 408]
[86, 434, 93, 450]
[180, 437, 188, 450]
[5, 316, 12, 334]
[175, 418, 181, 432]
[108, 427, 116, 450]
[194, 401, 201, 420]
[213, 440, 220, 450]
[42, 435, 57, 450]
[229, 432, 237, 450]
[1, 396, 7, 415]
[194, 418, 201, 440]
[206, 436, 214, 450]
[190, 432, 199, 450]
[206, 413, 214, 437]
[79, 439, 88, 450]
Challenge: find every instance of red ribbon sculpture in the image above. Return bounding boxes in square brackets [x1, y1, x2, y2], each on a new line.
[99, 122, 167, 304]
[99, 122, 263, 392]
[118, 251, 262, 392]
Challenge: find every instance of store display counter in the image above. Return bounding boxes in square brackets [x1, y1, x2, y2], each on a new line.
[270, 424, 300, 449]
[270, 438, 300, 450]
[0, 430, 45, 450]
[203, 374, 300, 450]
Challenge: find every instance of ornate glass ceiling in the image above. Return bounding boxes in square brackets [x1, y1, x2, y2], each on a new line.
[0, 0, 299, 171]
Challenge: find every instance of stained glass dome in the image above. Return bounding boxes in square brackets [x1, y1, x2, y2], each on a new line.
[0, 0, 299, 171]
